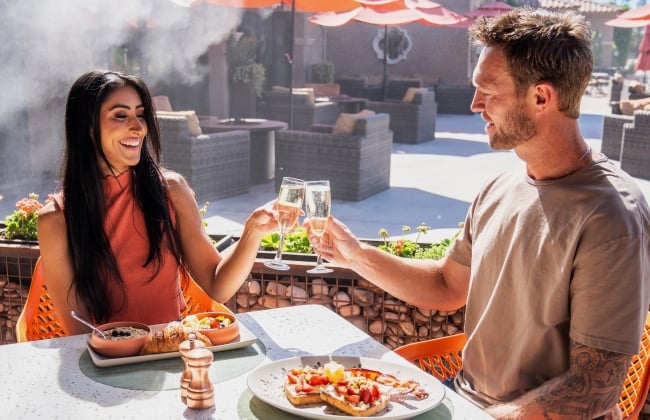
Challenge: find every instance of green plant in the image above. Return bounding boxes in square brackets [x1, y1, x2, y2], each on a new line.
[258, 223, 462, 259]
[2, 193, 44, 241]
[226, 31, 266, 97]
[377, 223, 462, 260]
[311, 61, 335, 84]
[232, 63, 265, 97]
[261, 227, 313, 254]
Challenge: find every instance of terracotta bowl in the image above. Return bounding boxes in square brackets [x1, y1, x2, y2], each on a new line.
[88, 321, 152, 358]
[192, 312, 240, 345]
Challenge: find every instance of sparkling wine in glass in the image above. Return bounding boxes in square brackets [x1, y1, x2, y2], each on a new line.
[264, 177, 306, 271]
[305, 180, 333, 274]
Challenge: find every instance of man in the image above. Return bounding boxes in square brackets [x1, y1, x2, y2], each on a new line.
[314, 8, 650, 419]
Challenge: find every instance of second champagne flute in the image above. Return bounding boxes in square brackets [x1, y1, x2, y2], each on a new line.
[305, 180, 333, 274]
[264, 177, 306, 271]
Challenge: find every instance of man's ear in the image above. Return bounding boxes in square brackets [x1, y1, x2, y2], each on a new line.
[533, 82, 555, 111]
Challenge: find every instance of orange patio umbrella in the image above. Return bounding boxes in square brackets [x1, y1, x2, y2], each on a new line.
[464, 1, 512, 18]
[309, 0, 468, 98]
[617, 4, 650, 20]
[173, 0, 359, 12]
[310, 0, 467, 27]
[448, 1, 514, 29]
[606, 4, 650, 28]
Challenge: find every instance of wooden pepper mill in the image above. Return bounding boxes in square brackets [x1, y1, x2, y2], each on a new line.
[185, 346, 215, 409]
[178, 334, 206, 405]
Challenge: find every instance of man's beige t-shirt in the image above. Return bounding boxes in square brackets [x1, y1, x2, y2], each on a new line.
[447, 157, 650, 408]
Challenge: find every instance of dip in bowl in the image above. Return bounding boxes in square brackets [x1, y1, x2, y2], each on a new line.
[88, 321, 151, 358]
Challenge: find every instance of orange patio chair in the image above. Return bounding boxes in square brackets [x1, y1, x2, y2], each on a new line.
[394, 313, 650, 420]
[16, 258, 231, 343]
[393, 333, 466, 381]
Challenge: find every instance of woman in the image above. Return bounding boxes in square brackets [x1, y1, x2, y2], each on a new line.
[38, 70, 277, 335]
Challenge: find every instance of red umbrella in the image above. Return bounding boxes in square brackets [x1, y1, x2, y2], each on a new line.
[635, 25, 650, 73]
[309, 0, 467, 97]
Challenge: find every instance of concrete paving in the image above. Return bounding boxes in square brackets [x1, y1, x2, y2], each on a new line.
[2, 91, 648, 244]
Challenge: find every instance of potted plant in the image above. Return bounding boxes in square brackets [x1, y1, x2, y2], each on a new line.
[311, 61, 335, 84]
[306, 61, 341, 98]
[0, 193, 43, 344]
[1, 193, 42, 243]
[226, 31, 266, 120]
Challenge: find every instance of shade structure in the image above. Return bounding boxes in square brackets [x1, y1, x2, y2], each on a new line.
[464, 1, 512, 18]
[172, 0, 361, 127]
[310, 0, 467, 27]
[606, 17, 650, 28]
[449, 1, 514, 29]
[618, 4, 650, 21]
[173, 0, 358, 12]
[606, 4, 650, 28]
[309, 0, 467, 98]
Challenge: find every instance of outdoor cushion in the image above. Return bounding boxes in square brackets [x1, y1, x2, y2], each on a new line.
[332, 109, 376, 134]
[271, 85, 316, 105]
[403, 87, 429, 103]
[620, 97, 650, 116]
[152, 95, 173, 112]
[156, 110, 202, 136]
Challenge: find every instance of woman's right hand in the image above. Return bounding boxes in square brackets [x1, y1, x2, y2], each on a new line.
[243, 199, 279, 236]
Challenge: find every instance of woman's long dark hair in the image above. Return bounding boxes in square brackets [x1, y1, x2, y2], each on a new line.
[62, 70, 182, 323]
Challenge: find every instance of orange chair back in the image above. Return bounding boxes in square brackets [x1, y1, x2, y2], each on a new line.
[15, 260, 65, 342]
[394, 333, 466, 381]
[394, 314, 650, 419]
[619, 312, 650, 419]
[16, 259, 231, 342]
[179, 268, 232, 316]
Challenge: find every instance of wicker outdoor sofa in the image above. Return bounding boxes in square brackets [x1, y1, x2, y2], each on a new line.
[258, 89, 339, 130]
[620, 110, 650, 180]
[157, 114, 251, 202]
[601, 114, 633, 161]
[275, 113, 393, 201]
[365, 89, 437, 144]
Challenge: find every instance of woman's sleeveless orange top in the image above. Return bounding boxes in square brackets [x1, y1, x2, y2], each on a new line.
[56, 171, 185, 324]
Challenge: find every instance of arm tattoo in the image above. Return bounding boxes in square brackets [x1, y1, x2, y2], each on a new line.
[535, 339, 631, 418]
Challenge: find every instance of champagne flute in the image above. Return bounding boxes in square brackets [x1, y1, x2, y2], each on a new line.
[305, 180, 333, 274]
[264, 177, 306, 271]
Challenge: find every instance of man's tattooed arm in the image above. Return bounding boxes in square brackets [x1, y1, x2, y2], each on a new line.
[485, 339, 631, 419]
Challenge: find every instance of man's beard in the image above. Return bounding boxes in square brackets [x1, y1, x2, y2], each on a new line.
[489, 106, 536, 150]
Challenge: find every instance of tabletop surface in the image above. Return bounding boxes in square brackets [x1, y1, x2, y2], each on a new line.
[0, 304, 492, 419]
[200, 117, 288, 132]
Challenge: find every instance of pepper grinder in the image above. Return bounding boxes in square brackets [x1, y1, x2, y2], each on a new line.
[178, 333, 206, 404]
[185, 346, 215, 409]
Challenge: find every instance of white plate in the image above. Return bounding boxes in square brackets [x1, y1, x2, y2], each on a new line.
[247, 355, 445, 419]
[87, 322, 257, 367]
